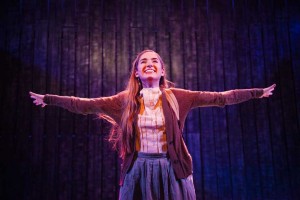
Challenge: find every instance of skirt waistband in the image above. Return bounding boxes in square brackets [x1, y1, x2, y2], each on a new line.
[137, 152, 168, 159]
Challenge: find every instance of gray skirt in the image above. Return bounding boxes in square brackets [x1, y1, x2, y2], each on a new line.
[119, 152, 196, 200]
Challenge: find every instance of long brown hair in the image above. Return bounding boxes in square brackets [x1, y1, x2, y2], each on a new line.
[107, 50, 171, 159]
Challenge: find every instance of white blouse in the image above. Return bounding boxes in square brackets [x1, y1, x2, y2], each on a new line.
[136, 87, 167, 153]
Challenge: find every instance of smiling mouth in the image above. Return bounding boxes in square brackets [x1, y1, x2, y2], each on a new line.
[144, 69, 156, 73]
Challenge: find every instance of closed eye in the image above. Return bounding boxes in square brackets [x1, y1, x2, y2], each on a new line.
[140, 58, 147, 64]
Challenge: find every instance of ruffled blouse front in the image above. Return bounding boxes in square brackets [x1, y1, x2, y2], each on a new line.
[136, 88, 167, 153]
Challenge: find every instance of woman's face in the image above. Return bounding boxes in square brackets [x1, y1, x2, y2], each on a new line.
[135, 51, 165, 87]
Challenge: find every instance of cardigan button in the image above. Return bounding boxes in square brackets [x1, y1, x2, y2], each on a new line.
[169, 141, 173, 145]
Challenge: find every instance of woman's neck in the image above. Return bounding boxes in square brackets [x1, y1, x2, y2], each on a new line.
[141, 81, 159, 88]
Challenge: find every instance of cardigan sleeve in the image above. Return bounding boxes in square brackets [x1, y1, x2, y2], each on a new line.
[43, 91, 126, 117]
[190, 88, 264, 108]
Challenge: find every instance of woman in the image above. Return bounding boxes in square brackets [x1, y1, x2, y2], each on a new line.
[30, 50, 275, 200]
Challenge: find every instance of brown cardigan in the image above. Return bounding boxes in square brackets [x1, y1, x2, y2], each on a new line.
[44, 87, 263, 185]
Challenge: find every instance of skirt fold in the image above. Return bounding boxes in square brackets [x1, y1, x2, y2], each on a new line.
[119, 152, 196, 200]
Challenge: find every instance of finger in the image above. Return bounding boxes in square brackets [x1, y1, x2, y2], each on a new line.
[30, 95, 36, 99]
[266, 85, 276, 92]
[35, 100, 41, 104]
[29, 91, 37, 96]
[270, 84, 276, 89]
[268, 85, 273, 89]
[35, 100, 42, 104]
[271, 85, 276, 91]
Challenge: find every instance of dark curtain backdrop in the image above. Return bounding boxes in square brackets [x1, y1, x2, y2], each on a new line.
[0, 0, 299, 199]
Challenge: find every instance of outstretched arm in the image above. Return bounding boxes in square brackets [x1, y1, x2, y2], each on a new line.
[184, 83, 276, 108]
[29, 91, 125, 118]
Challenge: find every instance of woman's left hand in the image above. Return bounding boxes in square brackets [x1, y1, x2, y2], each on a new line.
[29, 91, 47, 107]
[260, 84, 276, 98]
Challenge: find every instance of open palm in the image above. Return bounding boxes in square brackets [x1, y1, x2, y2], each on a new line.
[260, 84, 276, 98]
[29, 91, 47, 107]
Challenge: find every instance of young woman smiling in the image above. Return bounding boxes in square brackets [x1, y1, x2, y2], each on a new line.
[30, 50, 276, 199]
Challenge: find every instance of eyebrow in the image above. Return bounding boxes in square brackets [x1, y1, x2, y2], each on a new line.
[140, 58, 158, 62]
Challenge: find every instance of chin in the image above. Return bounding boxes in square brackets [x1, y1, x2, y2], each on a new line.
[146, 77, 154, 81]
[141, 76, 160, 82]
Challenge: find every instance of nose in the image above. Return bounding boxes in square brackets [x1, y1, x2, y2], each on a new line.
[146, 63, 153, 68]
[145, 59, 156, 66]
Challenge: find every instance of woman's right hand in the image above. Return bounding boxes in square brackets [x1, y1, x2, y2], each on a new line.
[29, 91, 47, 107]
